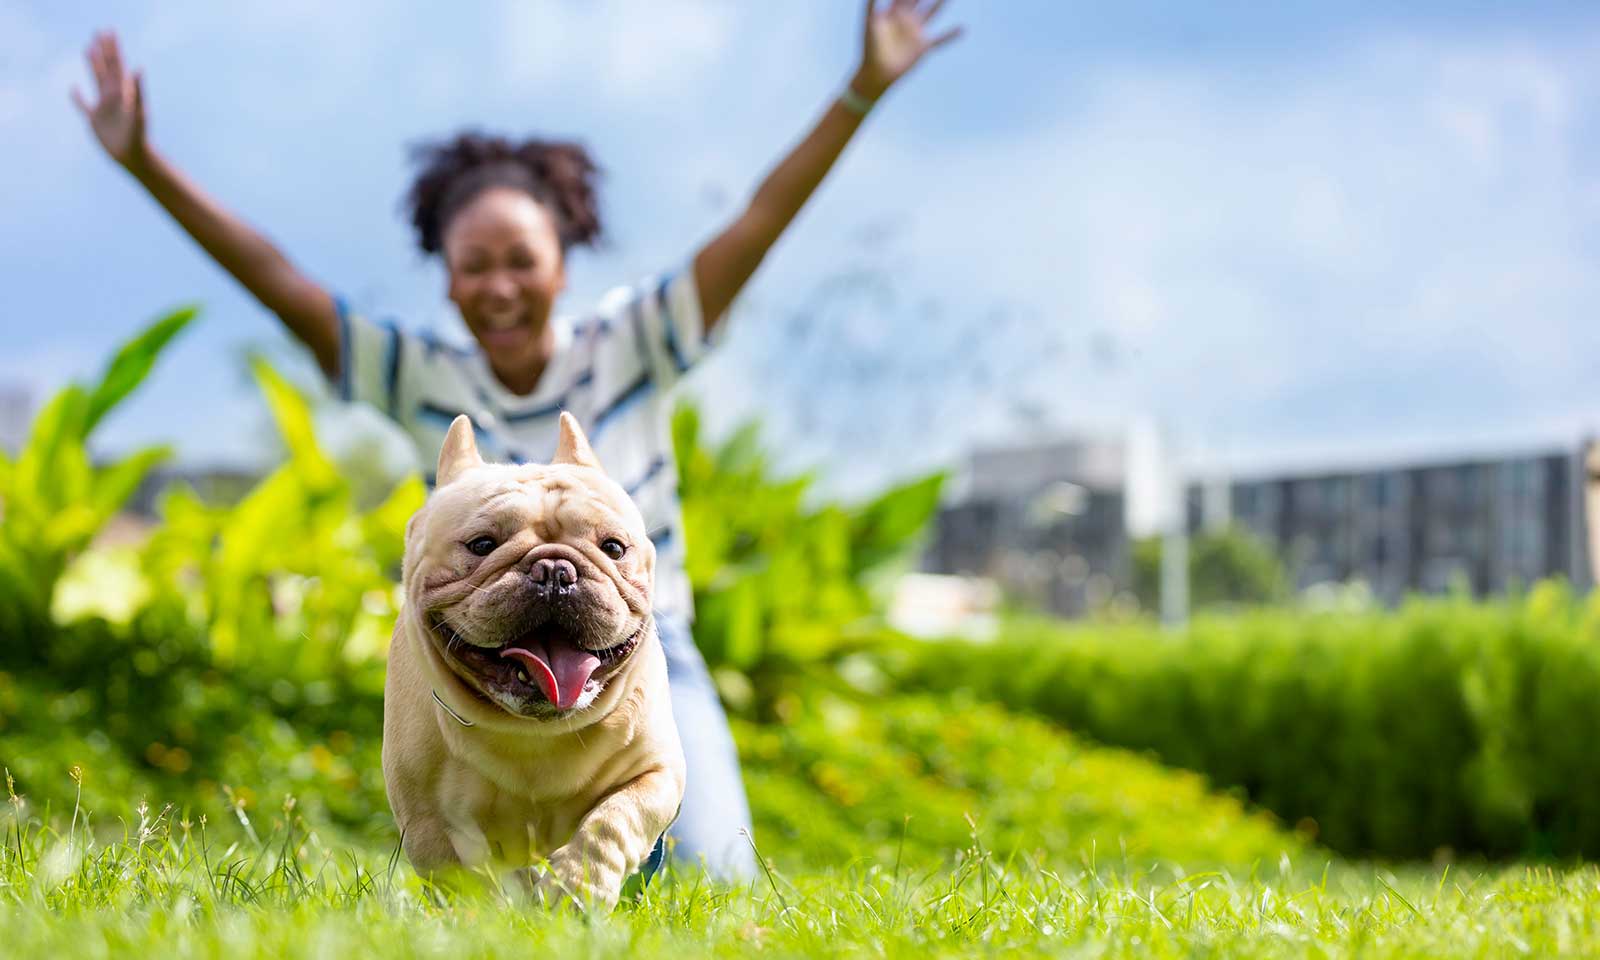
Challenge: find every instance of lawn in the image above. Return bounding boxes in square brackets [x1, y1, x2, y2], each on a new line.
[6, 689, 1599, 958]
[7, 827, 1597, 959]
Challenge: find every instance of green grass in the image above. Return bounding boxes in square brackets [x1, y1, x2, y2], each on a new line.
[5, 689, 1599, 956]
[3, 802, 1597, 959]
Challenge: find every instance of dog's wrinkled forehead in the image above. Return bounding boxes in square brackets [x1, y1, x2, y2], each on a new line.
[423, 462, 644, 546]
[407, 411, 652, 575]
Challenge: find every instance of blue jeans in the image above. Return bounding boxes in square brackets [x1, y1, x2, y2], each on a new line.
[655, 613, 757, 880]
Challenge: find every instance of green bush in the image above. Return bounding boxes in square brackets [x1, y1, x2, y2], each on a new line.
[132, 358, 421, 695]
[674, 405, 942, 711]
[0, 307, 194, 641]
[0, 316, 418, 837]
[738, 690, 1299, 871]
[891, 583, 1600, 859]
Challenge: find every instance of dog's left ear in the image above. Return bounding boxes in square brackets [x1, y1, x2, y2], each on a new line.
[436, 415, 485, 487]
[552, 411, 604, 471]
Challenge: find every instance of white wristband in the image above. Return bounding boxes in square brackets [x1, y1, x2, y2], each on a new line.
[839, 85, 876, 116]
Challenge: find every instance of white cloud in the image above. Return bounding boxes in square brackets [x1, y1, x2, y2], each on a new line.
[718, 30, 1600, 487]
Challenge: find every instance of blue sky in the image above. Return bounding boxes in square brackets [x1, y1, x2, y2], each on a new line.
[4, 1, 1600, 505]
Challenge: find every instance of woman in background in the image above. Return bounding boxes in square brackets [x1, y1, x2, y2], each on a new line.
[75, 1, 960, 878]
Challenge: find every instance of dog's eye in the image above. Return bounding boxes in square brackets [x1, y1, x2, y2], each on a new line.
[466, 536, 498, 557]
[600, 538, 627, 561]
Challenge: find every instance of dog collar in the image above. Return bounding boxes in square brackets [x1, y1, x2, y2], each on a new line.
[432, 689, 476, 728]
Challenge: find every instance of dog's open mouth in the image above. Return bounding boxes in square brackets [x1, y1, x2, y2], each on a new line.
[431, 618, 642, 712]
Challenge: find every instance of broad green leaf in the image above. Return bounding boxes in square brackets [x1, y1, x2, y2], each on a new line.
[714, 422, 766, 476]
[83, 305, 198, 435]
[13, 386, 90, 506]
[210, 466, 303, 660]
[88, 446, 172, 524]
[670, 403, 701, 466]
[251, 358, 338, 492]
[849, 472, 945, 572]
[362, 474, 426, 570]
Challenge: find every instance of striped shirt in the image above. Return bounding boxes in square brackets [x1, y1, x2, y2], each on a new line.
[333, 266, 711, 619]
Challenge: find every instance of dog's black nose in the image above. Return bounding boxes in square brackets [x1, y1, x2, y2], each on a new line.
[529, 557, 578, 594]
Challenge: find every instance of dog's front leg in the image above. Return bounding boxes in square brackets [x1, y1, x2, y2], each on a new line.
[399, 809, 485, 888]
[536, 766, 683, 910]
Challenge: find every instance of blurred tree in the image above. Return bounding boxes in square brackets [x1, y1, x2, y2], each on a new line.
[1133, 525, 1286, 612]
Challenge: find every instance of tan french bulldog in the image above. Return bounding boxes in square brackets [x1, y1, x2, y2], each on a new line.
[382, 412, 686, 907]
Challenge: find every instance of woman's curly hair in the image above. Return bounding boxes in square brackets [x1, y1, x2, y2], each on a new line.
[405, 131, 603, 256]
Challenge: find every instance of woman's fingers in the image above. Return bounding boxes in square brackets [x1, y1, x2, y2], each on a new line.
[102, 38, 125, 102]
[928, 25, 963, 50]
[87, 35, 111, 98]
[70, 85, 91, 116]
[104, 31, 126, 85]
[921, 0, 949, 23]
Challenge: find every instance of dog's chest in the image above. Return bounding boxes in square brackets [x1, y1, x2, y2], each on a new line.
[434, 729, 643, 866]
[439, 783, 584, 865]
[429, 762, 595, 865]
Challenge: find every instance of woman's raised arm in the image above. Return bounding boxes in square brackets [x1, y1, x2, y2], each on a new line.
[73, 30, 341, 377]
[691, 0, 961, 333]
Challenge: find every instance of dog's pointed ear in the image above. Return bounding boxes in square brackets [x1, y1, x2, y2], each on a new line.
[436, 415, 485, 487]
[552, 411, 603, 471]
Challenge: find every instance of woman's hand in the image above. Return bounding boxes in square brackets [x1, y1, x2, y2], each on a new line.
[71, 31, 147, 168]
[67, 28, 340, 376]
[852, 0, 963, 101]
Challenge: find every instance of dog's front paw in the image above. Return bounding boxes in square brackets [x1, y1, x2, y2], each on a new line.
[531, 847, 623, 911]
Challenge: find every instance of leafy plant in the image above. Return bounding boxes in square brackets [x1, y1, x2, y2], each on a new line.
[673, 405, 942, 707]
[0, 307, 195, 643]
[135, 358, 423, 693]
[0, 325, 420, 826]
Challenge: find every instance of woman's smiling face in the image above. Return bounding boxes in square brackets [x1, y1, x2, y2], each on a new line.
[442, 186, 566, 389]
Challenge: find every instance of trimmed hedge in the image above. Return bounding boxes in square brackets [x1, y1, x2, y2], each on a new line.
[737, 691, 1300, 871]
[893, 582, 1600, 859]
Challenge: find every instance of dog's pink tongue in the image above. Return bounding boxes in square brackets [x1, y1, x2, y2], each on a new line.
[499, 647, 557, 704]
[499, 644, 601, 710]
[546, 645, 602, 710]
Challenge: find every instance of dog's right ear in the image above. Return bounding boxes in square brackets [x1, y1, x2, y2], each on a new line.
[436, 415, 484, 487]
[552, 411, 603, 471]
